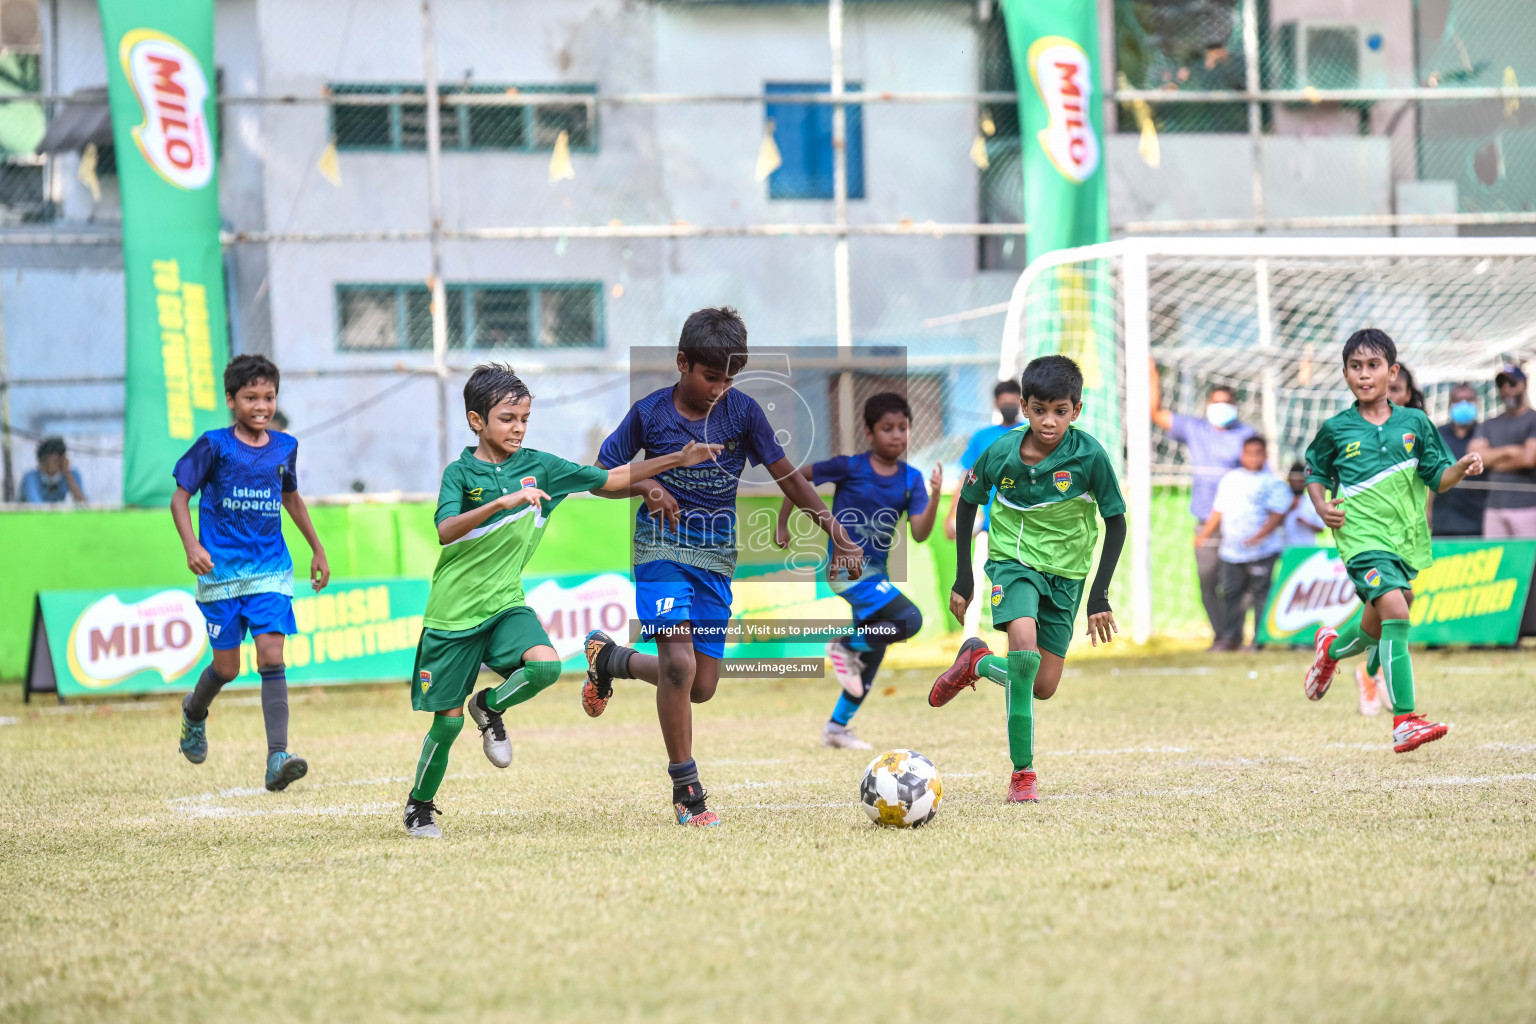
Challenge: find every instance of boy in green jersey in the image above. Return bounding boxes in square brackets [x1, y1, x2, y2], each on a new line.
[927, 356, 1127, 803]
[403, 364, 719, 837]
[1301, 329, 1484, 754]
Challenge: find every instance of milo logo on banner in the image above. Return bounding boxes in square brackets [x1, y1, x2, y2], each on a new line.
[65, 590, 207, 688]
[1263, 550, 1360, 641]
[119, 29, 213, 190]
[525, 573, 635, 662]
[1027, 35, 1100, 184]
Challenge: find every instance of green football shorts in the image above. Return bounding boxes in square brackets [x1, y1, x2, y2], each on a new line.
[983, 558, 1084, 659]
[1344, 550, 1418, 605]
[411, 605, 553, 712]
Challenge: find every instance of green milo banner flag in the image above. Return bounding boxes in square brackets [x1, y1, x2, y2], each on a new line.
[998, 0, 1117, 447]
[1258, 540, 1536, 646]
[99, 0, 230, 506]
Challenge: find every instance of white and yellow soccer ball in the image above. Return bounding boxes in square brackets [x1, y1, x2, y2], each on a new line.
[859, 749, 942, 828]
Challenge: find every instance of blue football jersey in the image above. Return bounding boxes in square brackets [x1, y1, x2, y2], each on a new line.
[173, 428, 299, 602]
[598, 385, 786, 575]
[813, 453, 928, 574]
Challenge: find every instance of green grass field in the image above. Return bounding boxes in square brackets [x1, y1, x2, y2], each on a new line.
[3, 649, 1535, 1023]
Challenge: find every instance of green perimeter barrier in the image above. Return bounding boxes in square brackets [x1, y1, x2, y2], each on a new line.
[1, 488, 1203, 681]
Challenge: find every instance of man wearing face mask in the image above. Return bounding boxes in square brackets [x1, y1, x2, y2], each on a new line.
[1432, 383, 1487, 537]
[945, 380, 1025, 637]
[1148, 360, 1256, 647]
[19, 437, 86, 505]
[1469, 365, 1536, 539]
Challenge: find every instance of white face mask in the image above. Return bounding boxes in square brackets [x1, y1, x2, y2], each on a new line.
[1206, 402, 1238, 428]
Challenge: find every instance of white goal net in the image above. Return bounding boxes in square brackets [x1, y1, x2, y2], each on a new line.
[998, 237, 1536, 643]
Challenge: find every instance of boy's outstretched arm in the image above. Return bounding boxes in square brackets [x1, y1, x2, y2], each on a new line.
[281, 490, 330, 591]
[772, 465, 817, 548]
[1085, 514, 1126, 647]
[591, 440, 722, 496]
[1436, 451, 1485, 493]
[767, 456, 862, 580]
[171, 486, 214, 576]
[949, 497, 979, 622]
[908, 463, 943, 543]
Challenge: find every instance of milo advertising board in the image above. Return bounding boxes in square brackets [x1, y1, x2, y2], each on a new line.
[24, 573, 646, 701]
[1258, 540, 1536, 646]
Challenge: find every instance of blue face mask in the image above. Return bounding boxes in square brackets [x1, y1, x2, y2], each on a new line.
[1450, 401, 1478, 426]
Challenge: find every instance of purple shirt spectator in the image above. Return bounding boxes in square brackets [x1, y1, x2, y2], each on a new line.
[1167, 412, 1257, 521]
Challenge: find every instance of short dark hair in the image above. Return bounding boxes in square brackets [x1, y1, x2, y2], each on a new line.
[863, 392, 912, 430]
[993, 379, 1022, 399]
[224, 354, 280, 396]
[1342, 327, 1397, 368]
[36, 436, 66, 460]
[1243, 435, 1268, 450]
[1020, 355, 1083, 406]
[463, 363, 531, 425]
[678, 306, 749, 374]
[1209, 385, 1235, 402]
[1288, 460, 1305, 474]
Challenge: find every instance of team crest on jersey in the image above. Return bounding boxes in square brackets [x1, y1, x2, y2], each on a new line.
[1363, 567, 1382, 588]
[990, 584, 1004, 606]
[1053, 470, 1072, 493]
[1402, 432, 1415, 454]
[418, 669, 432, 692]
[520, 476, 538, 489]
[468, 487, 484, 503]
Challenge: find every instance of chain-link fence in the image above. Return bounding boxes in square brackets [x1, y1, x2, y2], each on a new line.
[3, 0, 1536, 504]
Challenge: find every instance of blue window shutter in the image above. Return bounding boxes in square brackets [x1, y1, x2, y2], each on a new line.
[765, 82, 863, 200]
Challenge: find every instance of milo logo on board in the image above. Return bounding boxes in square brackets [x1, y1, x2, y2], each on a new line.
[118, 29, 214, 189]
[66, 590, 207, 688]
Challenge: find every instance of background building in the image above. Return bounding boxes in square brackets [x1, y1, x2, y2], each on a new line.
[1, 0, 1532, 500]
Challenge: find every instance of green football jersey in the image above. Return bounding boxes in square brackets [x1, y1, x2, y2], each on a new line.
[961, 425, 1126, 579]
[1303, 403, 1453, 571]
[423, 446, 609, 630]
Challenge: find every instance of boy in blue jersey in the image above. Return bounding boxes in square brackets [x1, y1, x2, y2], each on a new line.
[773, 392, 942, 750]
[580, 307, 864, 826]
[171, 355, 330, 792]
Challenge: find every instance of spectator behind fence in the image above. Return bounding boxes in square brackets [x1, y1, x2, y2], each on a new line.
[1196, 436, 1289, 651]
[1469, 364, 1536, 539]
[1282, 461, 1325, 547]
[944, 379, 1024, 637]
[1433, 382, 1487, 537]
[1148, 358, 1257, 649]
[19, 437, 86, 505]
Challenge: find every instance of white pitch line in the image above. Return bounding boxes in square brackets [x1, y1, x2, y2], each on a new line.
[1387, 773, 1536, 788]
[1478, 742, 1536, 752]
[0, 716, 17, 726]
[1045, 746, 1192, 756]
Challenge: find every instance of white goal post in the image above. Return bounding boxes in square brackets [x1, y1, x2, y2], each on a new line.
[998, 236, 1536, 644]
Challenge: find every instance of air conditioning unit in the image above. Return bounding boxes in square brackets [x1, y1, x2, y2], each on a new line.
[0, 0, 41, 51]
[1276, 20, 1388, 92]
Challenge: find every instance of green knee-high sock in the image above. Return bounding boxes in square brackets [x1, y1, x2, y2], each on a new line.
[410, 713, 464, 802]
[1377, 620, 1414, 714]
[1005, 650, 1042, 771]
[1365, 645, 1381, 677]
[486, 661, 562, 713]
[976, 653, 1010, 686]
[1327, 619, 1371, 660]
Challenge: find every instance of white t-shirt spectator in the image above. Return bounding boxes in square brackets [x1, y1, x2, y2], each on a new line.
[1212, 468, 1291, 563]
[1282, 493, 1326, 548]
